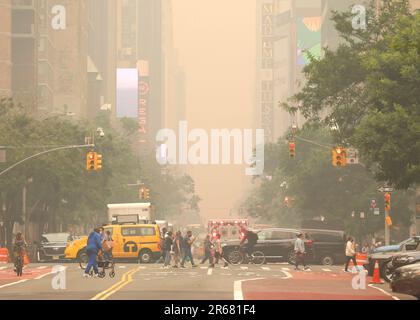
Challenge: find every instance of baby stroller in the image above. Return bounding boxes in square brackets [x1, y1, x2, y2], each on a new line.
[96, 251, 115, 278]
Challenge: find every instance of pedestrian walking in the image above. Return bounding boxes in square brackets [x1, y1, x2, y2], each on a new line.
[294, 233, 309, 271]
[84, 227, 102, 278]
[159, 227, 168, 264]
[200, 234, 214, 266]
[163, 231, 173, 268]
[172, 231, 182, 268]
[213, 233, 228, 268]
[344, 237, 357, 272]
[181, 231, 197, 268]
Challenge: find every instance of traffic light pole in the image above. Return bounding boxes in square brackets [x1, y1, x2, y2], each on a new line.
[385, 210, 390, 246]
[0, 144, 95, 178]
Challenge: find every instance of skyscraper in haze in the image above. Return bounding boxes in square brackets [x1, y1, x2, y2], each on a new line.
[0, 0, 12, 97]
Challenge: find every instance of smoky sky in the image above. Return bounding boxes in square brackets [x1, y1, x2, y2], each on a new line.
[172, 0, 256, 218]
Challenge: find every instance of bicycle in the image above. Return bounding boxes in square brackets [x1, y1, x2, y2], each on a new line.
[15, 254, 24, 277]
[227, 245, 265, 266]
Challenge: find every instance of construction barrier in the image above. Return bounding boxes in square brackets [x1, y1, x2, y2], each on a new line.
[348, 253, 368, 268]
[0, 248, 9, 263]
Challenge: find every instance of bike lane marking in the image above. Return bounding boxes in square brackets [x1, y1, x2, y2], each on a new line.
[0, 279, 28, 289]
[368, 284, 400, 300]
[234, 278, 265, 300]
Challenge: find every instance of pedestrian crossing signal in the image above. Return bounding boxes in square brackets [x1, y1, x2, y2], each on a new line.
[94, 154, 102, 170]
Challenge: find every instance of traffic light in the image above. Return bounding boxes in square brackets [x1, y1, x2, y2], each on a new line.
[139, 187, 146, 199]
[384, 192, 391, 212]
[94, 153, 102, 170]
[288, 141, 296, 159]
[332, 147, 346, 167]
[86, 152, 95, 171]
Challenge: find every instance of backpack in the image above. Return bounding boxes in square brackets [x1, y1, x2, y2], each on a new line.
[247, 231, 258, 243]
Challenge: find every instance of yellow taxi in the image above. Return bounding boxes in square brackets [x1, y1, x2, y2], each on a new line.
[65, 223, 161, 264]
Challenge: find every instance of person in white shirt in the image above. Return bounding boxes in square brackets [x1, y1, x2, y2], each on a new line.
[344, 237, 357, 272]
[294, 233, 309, 271]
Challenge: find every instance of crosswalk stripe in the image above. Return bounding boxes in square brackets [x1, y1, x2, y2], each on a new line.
[281, 267, 290, 271]
[261, 267, 270, 271]
[200, 267, 207, 269]
[240, 266, 248, 270]
[36, 266, 48, 270]
[322, 268, 332, 272]
[0, 266, 8, 271]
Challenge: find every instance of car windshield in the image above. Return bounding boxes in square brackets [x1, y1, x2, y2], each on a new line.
[41, 233, 71, 243]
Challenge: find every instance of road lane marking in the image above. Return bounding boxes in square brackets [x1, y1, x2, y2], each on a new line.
[0, 266, 7, 271]
[240, 266, 248, 270]
[36, 266, 47, 270]
[207, 268, 213, 276]
[280, 270, 293, 279]
[35, 272, 53, 280]
[322, 268, 332, 272]
[0, 279, 28, 289]
[281, 267, 290, 271]
[234, 278, 264, 300]
[118, 266, 127, 269]
[91, 267, 140, 300]
[261, 267, 270, 271]
[368, 284, 400, 300]
[200, 267, 207, 269]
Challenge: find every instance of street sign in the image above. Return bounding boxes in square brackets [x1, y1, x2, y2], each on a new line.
[377, 186, 394, 193]
[346, 148, 359, 164]
[374, 208, 380, 215]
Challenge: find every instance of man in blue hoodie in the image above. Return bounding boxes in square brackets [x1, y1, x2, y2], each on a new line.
[84, 227, 103, 278]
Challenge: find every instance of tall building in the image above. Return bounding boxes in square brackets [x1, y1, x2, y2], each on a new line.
[0, 0, 12, 98]
[11, 0, 39, 111]
[115, 0, 184, 150]
[51, 0, 89, 118]
[256, 0, 322, 142]
[87, 0, 117, 119]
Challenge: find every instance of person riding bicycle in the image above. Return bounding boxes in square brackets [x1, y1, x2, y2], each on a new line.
[13, 232, 27, 272]
[239, 226, 258, 257]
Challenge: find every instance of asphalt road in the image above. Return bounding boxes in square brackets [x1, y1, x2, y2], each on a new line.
[0, 262, 417, 300]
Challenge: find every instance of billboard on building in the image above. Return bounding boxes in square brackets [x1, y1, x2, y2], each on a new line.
[297, 17, 322, 66]
[137, 60, 150, 145]
[116, 68, 138, 118]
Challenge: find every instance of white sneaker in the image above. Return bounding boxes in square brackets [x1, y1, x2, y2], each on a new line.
[83, 273, 90, 278]
[93, 273, 99, 278]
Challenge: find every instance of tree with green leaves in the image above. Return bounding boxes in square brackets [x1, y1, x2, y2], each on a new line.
[283, 0, 419, 189]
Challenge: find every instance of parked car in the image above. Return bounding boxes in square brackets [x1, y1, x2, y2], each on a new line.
[36, 233, 75, 262]
[221, 228, 314, 264]
[373, 236, 420, 253]
[391, 262, 420, 299]
[366, 236, 420, 279]
[382, 243, 420, 282]
[302, 229, 346, 265]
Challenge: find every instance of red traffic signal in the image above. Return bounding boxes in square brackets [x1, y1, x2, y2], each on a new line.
[289, 141, 296, 158]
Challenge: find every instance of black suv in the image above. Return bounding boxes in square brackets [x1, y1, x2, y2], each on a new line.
[221, 228, 314, 264]
[302, 229, 346, 265]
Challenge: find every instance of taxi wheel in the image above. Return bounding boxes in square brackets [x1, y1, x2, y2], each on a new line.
[138, 249, 153, 264]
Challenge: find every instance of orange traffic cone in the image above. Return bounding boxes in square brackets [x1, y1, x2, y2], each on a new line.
[370, 260, 384, 284]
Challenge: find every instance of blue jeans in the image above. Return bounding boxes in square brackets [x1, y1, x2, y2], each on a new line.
[181, 248, 195, 266]
[85, 250, 98, 275]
